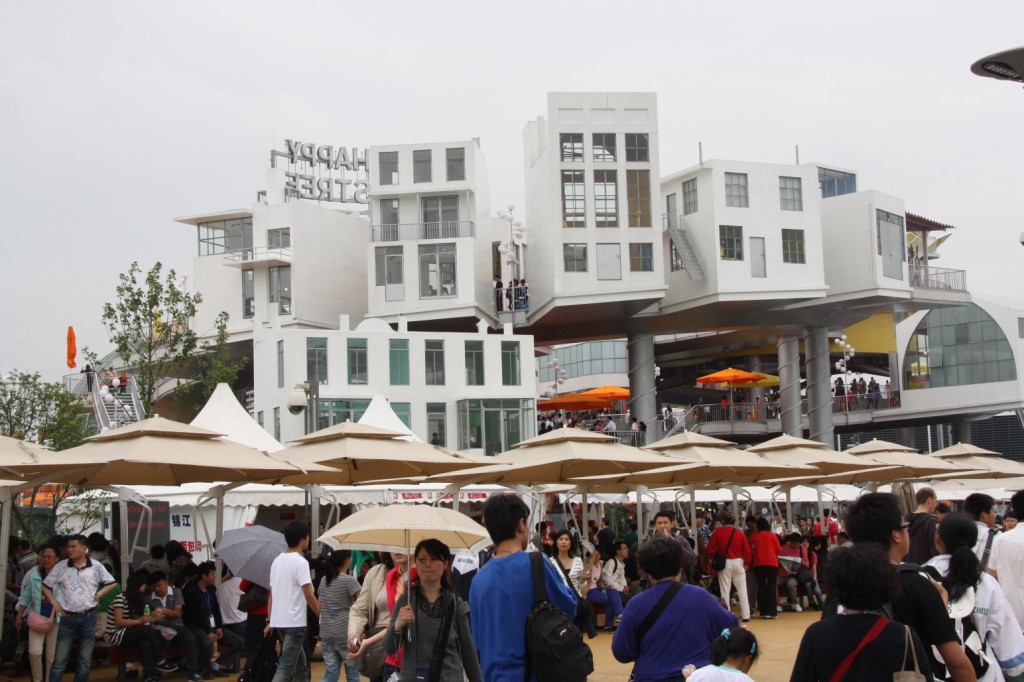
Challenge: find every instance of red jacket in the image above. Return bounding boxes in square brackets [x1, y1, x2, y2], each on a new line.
[750, 530, 782, 568]
[705, 527, 751, 566]
[813, 519, 840, 545]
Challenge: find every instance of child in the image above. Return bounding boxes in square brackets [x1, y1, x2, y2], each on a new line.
[688, 627, 759, 681]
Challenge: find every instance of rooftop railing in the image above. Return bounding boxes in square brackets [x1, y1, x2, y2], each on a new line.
[909, 264, 967, 292]
[222, 246, 293, 264]
[371, 221, 475, 242]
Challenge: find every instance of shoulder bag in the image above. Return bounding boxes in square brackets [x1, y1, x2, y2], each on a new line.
[893, 625, 926, 682]
[712, 529, 737, 572]
[237, 583, 269, 612]
[829, 616, 889, 682]
[27, 606, 55, 633]
[626, 582, 682, 682]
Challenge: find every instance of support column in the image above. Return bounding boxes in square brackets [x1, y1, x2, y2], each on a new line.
[777, 335, 802, 436]
[627, 321, 658, 442]
[804, 327, 834, 446]
[951, 421, 972, 445]
[749, 355, 764, 415]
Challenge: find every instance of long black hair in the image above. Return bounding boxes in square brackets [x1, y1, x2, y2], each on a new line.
[324, 550, 351, 587]
[411, 539, 452, 590]
[125, 570, 149, 617]
[937, 513, 982, 603]
[709, 627, 760, 666]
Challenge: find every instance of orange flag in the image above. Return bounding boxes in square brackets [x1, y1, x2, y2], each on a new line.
[66, 326, 77, 369]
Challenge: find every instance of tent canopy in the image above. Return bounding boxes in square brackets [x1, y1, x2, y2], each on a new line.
[191, 383, 285, 452]
[358, 394, 420, 442]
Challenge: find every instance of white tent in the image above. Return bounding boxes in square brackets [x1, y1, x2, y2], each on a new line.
[191, 383, 284, 452]
[357, 393, 420, 441]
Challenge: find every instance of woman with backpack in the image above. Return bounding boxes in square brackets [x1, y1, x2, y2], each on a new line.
[383, 539, 481, 682]
[925, 513, 1024, 681]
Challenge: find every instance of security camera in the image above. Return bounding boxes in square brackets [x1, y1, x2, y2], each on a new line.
[1019, 231, 1024, 247]
[287, 386, 307, 415]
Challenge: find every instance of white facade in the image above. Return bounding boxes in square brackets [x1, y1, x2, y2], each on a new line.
[522, 93, 667, 338]
[659, 160, 828, 314]
[366, 140, 495, 326]
[251, 316, 535, 453]
[177, 168, 369, 343]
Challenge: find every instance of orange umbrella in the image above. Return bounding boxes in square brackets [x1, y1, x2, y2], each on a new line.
[696, 367, 765, 385]
[537, 392, 614, 412]
[583, 385, 630, 401]
[66, 326, 77, 369]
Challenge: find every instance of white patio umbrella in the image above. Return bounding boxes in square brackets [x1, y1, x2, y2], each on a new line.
[318, 503, 490, 555]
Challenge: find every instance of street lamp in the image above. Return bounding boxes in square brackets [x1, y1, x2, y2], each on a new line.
[541, 358, 567, 399]
[971, 46, 1024, 85]
[496, 204, 526, 282]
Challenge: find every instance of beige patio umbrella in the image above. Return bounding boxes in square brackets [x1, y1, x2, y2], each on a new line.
[928, 443, 1024, 479]
[318, 503, 490, 555]
[748, 434, 891, 476]
[0, 435, 51, 478]
[843, 439, 983, 479]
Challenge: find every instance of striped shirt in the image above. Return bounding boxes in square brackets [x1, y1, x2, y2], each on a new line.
[106, 593, 140, 646]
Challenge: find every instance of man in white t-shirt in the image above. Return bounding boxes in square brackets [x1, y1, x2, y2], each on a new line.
[990, 490, 1024, 630]
[264, 522, 320, 682]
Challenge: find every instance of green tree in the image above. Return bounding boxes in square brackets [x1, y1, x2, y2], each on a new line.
[196, 311, 247, 400]
[101, 261, 203, 416]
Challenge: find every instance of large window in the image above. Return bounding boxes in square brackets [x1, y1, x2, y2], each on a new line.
[560, 133, 583, 161]
[267, 227, 291, 248]
[779, 177, 803, 211]
[682, 178, 698, 215]
[375, 246, 403, 286]
[277, 340, 284, 388]
[627, 170, 651, 227]
[427, 403, 447, 447]
[904, 305, 1016, 390]
[594, 170, 618, 227]
[561, 171, 585, 227]
[719, 225, 743, 260]
[782, 229, 806, 264]
[425, 340, 445, 385]
[306, 337, 327, 385]
[242, 270, 254, 319]
[563, 243, 588, 272]
[593, 133, 616, 161]
[818, 167, 857, 198]
[457, 399, 534, 455]
[629, 243, 654, 272]
[421, 196, 459, 238]
[347, 338, 368, 385]
[269, 266, 291, 314]
[197, 218, 252, 256]
[392, 402, 411, 428]
[389, 339, 409, 385]
[465, 341, 484, 385]
[502, 341, 521, 386]
[316, 399, 371, 429]
[538, 341, 629, 380]
[446, 148, 465, 181]
[379, 198, 399, 227]
[379, 151, 398, 185]
[413, 150, 432, 183]
[419, 243, 457, 297]
[725, 173, 749, 208]
[625, 133, 649, 162]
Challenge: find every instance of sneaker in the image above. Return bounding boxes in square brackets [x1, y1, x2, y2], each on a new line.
[156, 662, 178, 674]
[793, 604, 803, 612]
[776, 605, 783, 612]
[760, 615, 778, 620]
[188, 675, 202, 682]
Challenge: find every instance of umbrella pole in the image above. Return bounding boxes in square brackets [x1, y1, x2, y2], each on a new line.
[0, 488, 11, 620]
[815, 486, 825, 530]
[785, 487, 794, 531]
[308, 485, 324, 558]
[635, 487, 643, 543]
[581, 490, 589, 542]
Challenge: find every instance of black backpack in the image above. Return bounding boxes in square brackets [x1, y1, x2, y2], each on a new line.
[524, 552, 594, 682]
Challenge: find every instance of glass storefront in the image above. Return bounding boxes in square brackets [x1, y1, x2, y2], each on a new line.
[456, 399, 535, 455]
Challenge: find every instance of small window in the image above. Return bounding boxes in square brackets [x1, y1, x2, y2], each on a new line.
[276, 340, 284, 388]
[563, 244, 588, 272]
[629, 243, 653, 272]
[273, 407, 280, 441]
[306, 337, 328, 385]
[780, 176, 803, 211]
[348, 338, 368, 385]
[501, 341, 521, 386]
[594, 170, 618, 227]
[257, 411, 264, 428]
[379, 151, 398, 185]
[720, 225, 744, 260]
[375, 246, 403, 286]
[682, 178, 698, 215]
[267, 227, 291, 248]
[413, 150, 432, 183]
[627, 170, 651, 227]
[592, 133, 616, 161]
[268, 265, 291, 315]
[465, 340, 484, 385]
[782, 229, 806, 264]
[446, 148, 465, 181]
[425, 340, 445, 386]
[560, 133, 583, 162]
[427, 403, 446, 447]
[625, 133, 649, 162]
[725, 173, 749, 208]
[419, 243, 457, 298]
[561, 171, 585, 227]
[389, 339, 409, 385]
[242, 269, 254, 319]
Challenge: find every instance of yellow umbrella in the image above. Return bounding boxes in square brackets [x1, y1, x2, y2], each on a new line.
[582, 385, 630, 401]
[730, 373, 780, 389]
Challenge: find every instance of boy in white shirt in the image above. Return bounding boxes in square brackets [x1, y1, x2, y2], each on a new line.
[264, 522, 320, 682]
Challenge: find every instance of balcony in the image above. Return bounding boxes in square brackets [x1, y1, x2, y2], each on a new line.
[222, 246, 293, 268]
[909, 264, 966, 292]
[370, 221, 475, 242]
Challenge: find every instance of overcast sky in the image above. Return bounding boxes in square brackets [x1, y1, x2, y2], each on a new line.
[3, 1, 1023, 381]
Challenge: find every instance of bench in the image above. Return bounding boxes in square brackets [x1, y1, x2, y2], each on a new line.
[108, 643, 187, 682]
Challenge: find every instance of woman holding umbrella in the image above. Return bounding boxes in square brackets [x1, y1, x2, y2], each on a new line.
[384, 539, 482, 682]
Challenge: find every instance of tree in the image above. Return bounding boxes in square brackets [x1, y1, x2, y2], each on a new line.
[195, 311, 247, 401]
[101, 261, 203, 416]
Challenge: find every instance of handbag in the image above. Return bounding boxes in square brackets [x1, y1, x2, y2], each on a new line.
[893, 625, 926, 682]
[238, 633, 278, 682]
[356, 626, 386, 678]
[27, 607, 55, 634]
[238, 584, 270, 612]
[712, 529, 737, 572]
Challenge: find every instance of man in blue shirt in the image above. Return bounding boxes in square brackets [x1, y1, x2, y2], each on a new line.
[469, 495, 576, 682]
[612, 535, 738, 680]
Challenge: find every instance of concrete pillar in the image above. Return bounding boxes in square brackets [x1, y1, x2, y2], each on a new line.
[951, 421, 972, 445]
[749, 355, 764, 413]
[804, 327, 834, 446]
[627, 321, 658, 442]
[777, 335, 802, 436]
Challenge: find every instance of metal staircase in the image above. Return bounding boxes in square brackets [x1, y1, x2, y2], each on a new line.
[667, 222, 705, 280]
[64, 372, 146, 433]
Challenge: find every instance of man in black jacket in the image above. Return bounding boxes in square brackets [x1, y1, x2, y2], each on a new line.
[182, 561, 243, 678]
[904, 486, 939, 564]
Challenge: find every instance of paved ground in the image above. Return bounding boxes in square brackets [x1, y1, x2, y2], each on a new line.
[64, 610, 813, 682]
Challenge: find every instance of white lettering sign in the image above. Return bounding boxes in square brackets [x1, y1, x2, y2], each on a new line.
[271, 139, 370, 205]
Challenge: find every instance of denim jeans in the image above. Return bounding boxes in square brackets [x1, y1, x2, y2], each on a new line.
[49, 611, 96, 682]
[271, 627, 308, 682]
[320, 637, 359, 682]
